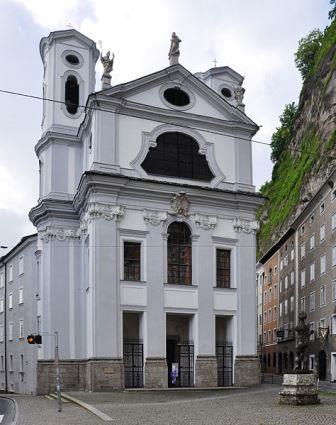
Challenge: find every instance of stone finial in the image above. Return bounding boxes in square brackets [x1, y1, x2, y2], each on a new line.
[100, 50, 114, 89]
[168, 32, 182, 66]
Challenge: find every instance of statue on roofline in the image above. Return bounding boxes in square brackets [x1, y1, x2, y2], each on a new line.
[100, 50, 114, 78]
[169, 32, 182, 65]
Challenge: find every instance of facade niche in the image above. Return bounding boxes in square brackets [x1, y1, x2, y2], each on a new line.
[65, 75, 79, 114]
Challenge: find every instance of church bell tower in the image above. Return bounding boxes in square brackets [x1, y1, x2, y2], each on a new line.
[40, 29, 99, 134]
[37, 30, 99, 200]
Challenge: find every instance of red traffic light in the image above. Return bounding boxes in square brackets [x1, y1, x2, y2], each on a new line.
[27, 334, 42, 344]
[27, 334, 35, 344]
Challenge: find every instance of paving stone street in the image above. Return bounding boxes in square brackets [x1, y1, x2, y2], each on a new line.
[6, 385, 336, 425]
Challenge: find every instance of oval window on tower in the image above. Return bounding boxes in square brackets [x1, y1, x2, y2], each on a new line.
[163, 87, 190, 107]
[221, 88, 232, 98]
[65, 75, 79, 115]
[65, 54, 80, 65]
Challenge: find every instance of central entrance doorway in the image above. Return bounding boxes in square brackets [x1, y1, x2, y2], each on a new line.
[166, 314, 194, 387]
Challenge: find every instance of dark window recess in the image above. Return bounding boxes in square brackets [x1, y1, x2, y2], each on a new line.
[168, 222, 192, 285]
[141, 132, 214, 181]
[65, 75, 79, 114]
[65, 54, 80, 65]
[163, 87, 190, 107]
[216, 249, 230, 288]
[124, 242, 141, 281]
[221, 88, 232, 98]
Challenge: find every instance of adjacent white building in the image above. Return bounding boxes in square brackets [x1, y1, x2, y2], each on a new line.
[1, 29, 264, 394]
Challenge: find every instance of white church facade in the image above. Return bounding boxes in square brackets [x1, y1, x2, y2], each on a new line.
[0, 29, 264, 394]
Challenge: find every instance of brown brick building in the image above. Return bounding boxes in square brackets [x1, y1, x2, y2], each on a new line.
[260, 252, 279, 373]
[258, 170, 336, 383]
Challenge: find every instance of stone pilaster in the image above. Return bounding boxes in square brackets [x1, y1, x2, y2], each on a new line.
[86, 358, 124, 391]
[195, 356, 217, 387]
[144, 358, 167, 388]
[234, 355, 261, 387]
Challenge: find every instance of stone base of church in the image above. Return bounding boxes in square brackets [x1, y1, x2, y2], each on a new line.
[279, 373, 320, 405]
[234, 355, 261, 387]
[36, 358, 124, 395]
[144, 358, 168, 388]
[195, 356, 218, 387]
[85, 358, 124, 391]
[36, 360, 87, 395]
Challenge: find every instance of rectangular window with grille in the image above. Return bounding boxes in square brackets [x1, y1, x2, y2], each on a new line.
[124, 242, 141, 281]
[216, 249, 230, 288]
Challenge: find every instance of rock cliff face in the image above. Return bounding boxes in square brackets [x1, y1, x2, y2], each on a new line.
[258, 22, 336, 256]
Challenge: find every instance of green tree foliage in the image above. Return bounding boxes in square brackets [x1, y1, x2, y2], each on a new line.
[329, 0, 336, 20]
[270, 102, 297, 164]
[294, 29, 324, 80]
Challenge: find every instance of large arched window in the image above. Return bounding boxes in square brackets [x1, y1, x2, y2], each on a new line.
[141, 132, 214, 181]
[167, 222, 192, 285]
[65, 75, 79, 114]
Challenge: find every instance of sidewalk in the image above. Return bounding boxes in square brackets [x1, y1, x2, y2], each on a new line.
[10, 395, 105, 425]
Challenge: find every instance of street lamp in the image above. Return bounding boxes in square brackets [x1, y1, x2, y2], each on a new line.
[0, 246, 7, 249]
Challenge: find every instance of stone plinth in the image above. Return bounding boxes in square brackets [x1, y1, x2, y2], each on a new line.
[234, 355, 261, 387]
[279, 373, 320, 405]
[144, 358, 168, 388]
[86, 358, 124, 391]
[195, 356, 217, 387]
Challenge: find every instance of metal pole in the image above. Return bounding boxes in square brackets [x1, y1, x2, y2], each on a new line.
[55, 331, 62, 412]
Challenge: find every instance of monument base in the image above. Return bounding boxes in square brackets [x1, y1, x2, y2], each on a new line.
[279, 373, 320, 405]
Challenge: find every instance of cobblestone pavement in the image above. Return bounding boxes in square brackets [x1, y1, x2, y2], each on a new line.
[11, 394, 103, 425]
[9, 385, 336, 424]
[67, 385, 336, 425]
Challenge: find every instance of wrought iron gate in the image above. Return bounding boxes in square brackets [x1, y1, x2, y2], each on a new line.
[123, 339, 143, 388]
[216, 343, 233, 387]
[176, 341, 194, 387]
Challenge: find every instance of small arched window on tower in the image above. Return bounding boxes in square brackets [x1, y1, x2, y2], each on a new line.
[167, 222, 192, 285]
[65, 75, 79, 114]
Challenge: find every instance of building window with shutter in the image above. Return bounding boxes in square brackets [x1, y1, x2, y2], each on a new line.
[216, 249, 231, 288]
[123, 242, 141, 281]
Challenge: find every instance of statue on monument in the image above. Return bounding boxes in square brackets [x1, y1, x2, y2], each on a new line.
[234, 86, 245, 105]
[168, 32, 182, 65]
[294, 311, 312, 372]
[100, 50, 114, 78]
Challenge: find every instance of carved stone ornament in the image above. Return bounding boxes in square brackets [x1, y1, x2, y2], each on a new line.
[41, 227, 82, 243]
[87, 202, 125, 222]
[232, 218, 259, 234]
[169, 192, 190, 217]
[194, 214, 217, 230]
[143, 209, 167, 226]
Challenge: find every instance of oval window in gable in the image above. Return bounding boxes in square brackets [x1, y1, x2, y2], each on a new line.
[163, 87, 190, 107]
[141, 132, 214, 181]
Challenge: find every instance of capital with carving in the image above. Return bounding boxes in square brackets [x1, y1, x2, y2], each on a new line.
[232, 218, 259, 234]
[143, 209, 167, 226]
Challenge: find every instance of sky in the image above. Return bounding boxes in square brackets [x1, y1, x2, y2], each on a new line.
[0, 0, 331, 253]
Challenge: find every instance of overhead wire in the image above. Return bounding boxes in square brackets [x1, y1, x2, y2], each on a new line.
[0, 87, 310, 154]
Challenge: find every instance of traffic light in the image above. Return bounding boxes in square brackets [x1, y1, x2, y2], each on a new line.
[27, 334, 42, 344]
[27, 334, 34, 344]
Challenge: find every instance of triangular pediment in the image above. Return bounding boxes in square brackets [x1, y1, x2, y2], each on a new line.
[97, 64, 257, 128]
